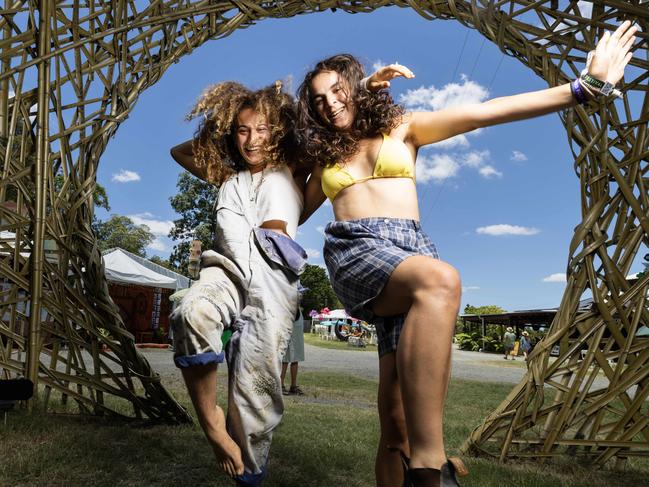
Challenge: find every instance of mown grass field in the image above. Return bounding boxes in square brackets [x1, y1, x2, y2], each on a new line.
[1, 371, 647, 486]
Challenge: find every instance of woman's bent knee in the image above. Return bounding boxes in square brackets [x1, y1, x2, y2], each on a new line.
[410, 260, 461, 303]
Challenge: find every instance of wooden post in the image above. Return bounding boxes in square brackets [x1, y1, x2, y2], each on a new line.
[27, 0, 53, 408]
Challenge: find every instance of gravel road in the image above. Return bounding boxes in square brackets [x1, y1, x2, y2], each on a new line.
[141, 343, 529, 387]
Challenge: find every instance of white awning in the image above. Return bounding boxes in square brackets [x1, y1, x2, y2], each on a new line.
[103, 248, 177, 289]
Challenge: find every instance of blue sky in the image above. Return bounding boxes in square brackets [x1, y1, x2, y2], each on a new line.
[95, 6, 645, 312]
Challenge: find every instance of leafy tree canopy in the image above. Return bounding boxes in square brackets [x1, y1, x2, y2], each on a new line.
[148, 255, 177, 272]
[94, 215, 154, 257]
[168, 171, 219, 275]
[463, 304, 506, 315]
[299, 264, 342, 315]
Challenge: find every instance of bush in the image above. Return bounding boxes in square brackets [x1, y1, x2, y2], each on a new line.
[455, 332, 504, 353]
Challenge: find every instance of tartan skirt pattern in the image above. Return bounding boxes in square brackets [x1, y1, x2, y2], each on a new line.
[323, 218, 439, 356]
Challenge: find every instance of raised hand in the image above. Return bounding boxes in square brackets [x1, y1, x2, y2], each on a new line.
[366, 63, 415, 91]
[588, 20, 637, 85]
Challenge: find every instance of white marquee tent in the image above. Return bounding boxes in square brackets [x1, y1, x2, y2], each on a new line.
[102, 248, 189, 291]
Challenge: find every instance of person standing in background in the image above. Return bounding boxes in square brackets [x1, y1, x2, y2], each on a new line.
[519, 331, 532, 360]
[281, 292, 306, 396]
[503, 327, 516, 360]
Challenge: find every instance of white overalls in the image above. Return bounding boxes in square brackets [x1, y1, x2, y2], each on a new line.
[170, 167, 304, 484]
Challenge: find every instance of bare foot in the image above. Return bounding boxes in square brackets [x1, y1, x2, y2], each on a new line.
[207, 406, 244, 477]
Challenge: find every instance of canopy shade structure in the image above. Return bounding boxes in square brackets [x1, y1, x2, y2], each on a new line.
[102, 248, 190, 291]
[461, 300, 594, 329]
[103, 249, 177, 289]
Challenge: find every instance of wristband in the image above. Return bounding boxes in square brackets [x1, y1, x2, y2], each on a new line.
[571, 78, 588, 105]
[580, 73, 622, 98]
[359, 76, 370, 91]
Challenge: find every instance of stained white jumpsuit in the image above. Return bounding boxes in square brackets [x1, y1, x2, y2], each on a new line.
[170, 166, 305, 485]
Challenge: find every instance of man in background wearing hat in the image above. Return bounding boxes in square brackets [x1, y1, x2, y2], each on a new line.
[503, 327, 517, 360]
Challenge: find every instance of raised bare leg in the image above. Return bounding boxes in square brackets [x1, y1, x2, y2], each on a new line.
[376, 352, 410, 487]
[181, 364, 244, 477]
[373, 256, 461, 470]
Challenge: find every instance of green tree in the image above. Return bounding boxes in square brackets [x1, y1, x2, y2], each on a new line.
[94, 215, 154, 257]
[299, 264, 342, 315]
[457, 304, 507, 334]
[463, 304, 506, 315]
[168, 171, 219, 275]
[148, 255, 177, 272]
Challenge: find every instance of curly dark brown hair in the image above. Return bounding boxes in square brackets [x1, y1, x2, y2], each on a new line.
[187, 81, 297, 185]
[296, 54, 404, 168]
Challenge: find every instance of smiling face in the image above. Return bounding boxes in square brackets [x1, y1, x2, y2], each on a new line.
[235, 107, 271, 172]
[310, 70, 356, 131]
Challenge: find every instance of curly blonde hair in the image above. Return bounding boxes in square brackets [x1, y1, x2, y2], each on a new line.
[187, 81, 297, 185]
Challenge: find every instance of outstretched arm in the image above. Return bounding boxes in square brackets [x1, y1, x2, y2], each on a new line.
[404, 21, 637, 148]
[170, 139, 208, 181]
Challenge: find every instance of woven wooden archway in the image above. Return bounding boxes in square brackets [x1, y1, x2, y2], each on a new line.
[0, 0, 648, 464]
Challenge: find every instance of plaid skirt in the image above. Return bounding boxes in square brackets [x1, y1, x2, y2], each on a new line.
[323, 218, 439, 357]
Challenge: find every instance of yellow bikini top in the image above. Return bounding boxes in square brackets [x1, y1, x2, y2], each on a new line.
[321, 133, 415, 201]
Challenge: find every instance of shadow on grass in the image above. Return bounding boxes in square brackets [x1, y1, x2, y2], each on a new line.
[1, 374, 647, 486]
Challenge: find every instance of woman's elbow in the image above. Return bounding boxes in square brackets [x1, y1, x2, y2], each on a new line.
[170, 146, 182, 163]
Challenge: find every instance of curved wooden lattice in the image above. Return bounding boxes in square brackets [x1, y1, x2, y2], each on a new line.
[0, 0, 648, 462]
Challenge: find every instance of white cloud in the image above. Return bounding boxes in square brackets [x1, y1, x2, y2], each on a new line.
[371, 59, 386, 72]
[462, 286, 480, 292]
[283, 74, 294, 94]
[431, 134, 469, 150]
[112, 170, 140, 183]
[147, 239, 168, 252]
[416, 153, 461, 183]
[399, 75, 488, 112]
[476, 224, 540, 236]
[463, 150, 489, 168]
[543, 273, 567, 283]
[479, 165, 502, 178]
[416, 149, 499, 183]
[316, 226, 325, 235]
[305, 248, 321, 259]
[128, 213, 174, 236]
[510, 150, 528, 162]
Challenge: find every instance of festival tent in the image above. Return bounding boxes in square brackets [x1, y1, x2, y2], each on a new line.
[322, 308, 351, 319]
[102, 248, 189, 343]
[103, 248, 178, 289]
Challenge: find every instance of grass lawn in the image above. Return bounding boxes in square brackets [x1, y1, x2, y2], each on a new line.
[304, 332, 378, 352]
[1, 372, 647, 486]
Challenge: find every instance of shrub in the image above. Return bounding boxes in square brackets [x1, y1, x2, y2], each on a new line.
[455, 332, 504, 353]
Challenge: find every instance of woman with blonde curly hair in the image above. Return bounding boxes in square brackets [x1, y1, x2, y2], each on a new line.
[170, 81, 307, 486]
[297, 21, 636, 487]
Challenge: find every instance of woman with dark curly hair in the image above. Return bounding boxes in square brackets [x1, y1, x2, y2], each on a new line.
[169, 81, 307, 486]
[297, 22, 635, 487]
